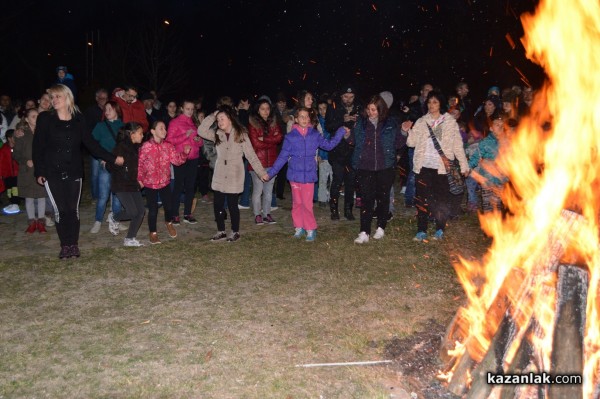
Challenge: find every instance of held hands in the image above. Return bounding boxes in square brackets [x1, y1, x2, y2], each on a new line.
[37, 176, 46, 185]
[186, 129, 195, 138]
[26, 160, 33, 168]
[261, 174, 270, 182]
[114, 156, 124, 166]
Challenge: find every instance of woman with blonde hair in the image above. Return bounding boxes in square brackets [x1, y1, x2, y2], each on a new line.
[32, 84, 123, 259]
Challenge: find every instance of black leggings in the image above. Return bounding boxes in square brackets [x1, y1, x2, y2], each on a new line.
[171, 158, 199, 217]
[45, 177, 82, 246]
[145, 185, 173, 233]
[213, 191, 240, 232]
[115, 191, 146, 239]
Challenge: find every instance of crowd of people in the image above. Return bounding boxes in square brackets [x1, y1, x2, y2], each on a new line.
[0, 66, 534, 258]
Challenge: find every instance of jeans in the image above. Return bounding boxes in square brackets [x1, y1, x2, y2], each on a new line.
[95, 165, 121, 222]
[317, 160, 333, 202]
[466, 175, 479, 207]
[115, 191, 145, 239]
[250, 169, 275, 216]
[356, 168, 396, 235]
[404, 147, 416, 206]
[90, 156, 100, 200]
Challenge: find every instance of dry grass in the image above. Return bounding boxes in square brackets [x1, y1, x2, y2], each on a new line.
[0, 207, 488, 398]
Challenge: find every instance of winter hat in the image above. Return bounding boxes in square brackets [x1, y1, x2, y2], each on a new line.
[257, 95, 272, 105]
[379, 91, 394, 108]
[341, 85, 356, 94]
[56, 66, 68, 73]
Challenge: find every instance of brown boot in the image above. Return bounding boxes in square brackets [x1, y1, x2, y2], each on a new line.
[149, 232, 161, 244]
[165, 222, 177, 238]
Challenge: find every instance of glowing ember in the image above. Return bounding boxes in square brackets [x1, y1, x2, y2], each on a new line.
[444, 0, 600, 397]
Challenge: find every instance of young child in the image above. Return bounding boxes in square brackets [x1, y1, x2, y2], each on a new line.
[13, 110, 48, 232]
[138, 120, 190, 244]
[197, 106, 267, 242]
[107, 122, 146, 246]
[468, 112, 508, 213]
[0, 129, 20, 214]
[265, 107, 348, 242]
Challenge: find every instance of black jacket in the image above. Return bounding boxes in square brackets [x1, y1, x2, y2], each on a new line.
[108, 139, 141, 192]
[325, 100, 362, 166]
[33, 110, 115, 180]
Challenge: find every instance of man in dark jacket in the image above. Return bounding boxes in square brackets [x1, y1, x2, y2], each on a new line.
[325, 85, 362, 221]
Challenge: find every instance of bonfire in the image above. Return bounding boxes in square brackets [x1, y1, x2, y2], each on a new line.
[440, 0, 600, 398]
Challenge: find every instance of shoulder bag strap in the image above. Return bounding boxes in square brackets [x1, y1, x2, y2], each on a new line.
[427, 123, 450, 171]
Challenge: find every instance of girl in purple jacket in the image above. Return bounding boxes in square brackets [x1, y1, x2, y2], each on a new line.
[265, 107, 348, 241]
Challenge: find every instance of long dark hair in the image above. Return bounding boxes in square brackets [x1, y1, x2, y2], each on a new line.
[214, 105, 247, 146]
[117, 122, 143, 144]
[251, 99, 274, 136]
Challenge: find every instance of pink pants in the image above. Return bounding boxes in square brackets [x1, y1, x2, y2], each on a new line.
[290, 181, 317, 230]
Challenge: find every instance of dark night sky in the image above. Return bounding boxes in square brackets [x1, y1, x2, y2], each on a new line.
[1, 0, 543, 107]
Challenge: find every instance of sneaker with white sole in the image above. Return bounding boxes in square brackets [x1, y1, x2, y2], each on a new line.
[45, 215, 55, 227]
[413, 231, 428, 242]
[107, 213, 120, 236]
[373, 227, 385, 240]
[90, 221, 101, 234]
[210, 231, 227, 242]
[354, 231, 369, 244]
[293, 227, 306, 239]
[238, 204, 250, 210]
[433, 229, 444, 240]
[124, 237, 145, 247]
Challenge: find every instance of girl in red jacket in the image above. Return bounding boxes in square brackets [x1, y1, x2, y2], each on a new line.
[0, 129, 19, 213]
[248, 99, 283, 224]
[138, 120, 190, 244]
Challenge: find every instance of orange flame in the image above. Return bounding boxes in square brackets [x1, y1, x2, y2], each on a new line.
[447, 0, 600, 397]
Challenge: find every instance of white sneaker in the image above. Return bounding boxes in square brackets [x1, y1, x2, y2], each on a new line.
[45, 215, 55, 227]
[107, 213, 120, 236]
[238, 204, 250, 210]
[354, 231, 370, 244]
[90, 221, 101, 234]
[373, 227, 385, 240]
[118, 222, 128, 231]
[270, 206, 279, 211]
[124, 237, 144, 247]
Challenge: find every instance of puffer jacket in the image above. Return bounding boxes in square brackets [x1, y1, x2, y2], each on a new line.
[247, 115, 283, 171]
[269, 124, 346, 183]
[137, 139, 187, 189]
[407, 112, 469, 175]
[166, 114, 203, 160]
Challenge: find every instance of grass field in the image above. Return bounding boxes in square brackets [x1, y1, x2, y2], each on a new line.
[0, 198, 488, 398]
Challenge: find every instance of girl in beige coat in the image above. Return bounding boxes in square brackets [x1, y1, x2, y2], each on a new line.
[197, 107, 267, 242]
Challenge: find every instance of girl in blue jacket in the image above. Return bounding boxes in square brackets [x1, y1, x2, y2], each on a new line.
[265, 107, 348, 241]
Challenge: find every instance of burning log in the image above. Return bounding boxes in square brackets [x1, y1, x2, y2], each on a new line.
[442, 262, 590, 399]
[443, 210, 582, 396]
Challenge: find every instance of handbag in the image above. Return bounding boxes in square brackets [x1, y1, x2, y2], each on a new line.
[426, 123, 465, 195]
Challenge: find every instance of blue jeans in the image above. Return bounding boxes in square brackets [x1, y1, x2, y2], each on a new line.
[90, 157, 100, 200]
[404, 147, 416, 206]
[95, 165, 121, 222]
[466, 175, 479, 207]
[239, 159, 252, 207]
